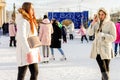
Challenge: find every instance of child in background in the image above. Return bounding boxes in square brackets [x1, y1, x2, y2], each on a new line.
[78, 25, 88, 43]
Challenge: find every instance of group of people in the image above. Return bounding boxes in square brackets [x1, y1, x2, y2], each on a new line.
[7, 1, 120, 80]
[38, 15, 67, 63]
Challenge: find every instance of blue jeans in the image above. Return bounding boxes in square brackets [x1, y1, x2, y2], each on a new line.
[50, 48, 64, 55]
[114, 43, 120, 54]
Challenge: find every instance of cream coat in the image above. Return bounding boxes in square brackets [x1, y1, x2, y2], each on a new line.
[16, 14, 40, 66]
[88, 21, 116, 59]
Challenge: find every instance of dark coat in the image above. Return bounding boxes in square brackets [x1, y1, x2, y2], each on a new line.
[50, 21, 62, 48]
[62, 26, 67, 36]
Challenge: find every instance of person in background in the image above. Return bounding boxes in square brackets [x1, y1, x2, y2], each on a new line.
[114, 18, 120, 57]
[58, 21, 62, 29]
[88, 8, 116, 80]
[2, 22, 9, 35]
[67, 22, 74, 40]
[50, 19, 67, 61]
[62, 25, 67, 43]
[39, 15, 53, 63]
[16, 2, 40, 80]
[77, 24, 88, 43]
[2, 22, 6, 35]
[8, 20, 16, 47]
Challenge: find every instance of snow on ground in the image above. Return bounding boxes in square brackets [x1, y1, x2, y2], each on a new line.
[0, 35, 120, 80]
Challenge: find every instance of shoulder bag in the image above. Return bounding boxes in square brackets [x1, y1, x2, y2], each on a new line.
[27, 36, 42, 48]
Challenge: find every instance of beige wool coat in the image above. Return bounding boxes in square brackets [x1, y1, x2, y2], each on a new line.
[88, 21, 116, 59]
[87, 8, 116, 60]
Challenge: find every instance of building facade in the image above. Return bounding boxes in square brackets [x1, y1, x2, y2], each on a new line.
[110, 11, 120, 23]
[0, 0, 6, 27]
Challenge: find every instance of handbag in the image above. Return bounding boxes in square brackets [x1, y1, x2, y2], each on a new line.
[27, 36, 42, 48]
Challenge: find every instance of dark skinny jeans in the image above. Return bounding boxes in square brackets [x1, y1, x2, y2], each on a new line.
[17, 63, 39, 80]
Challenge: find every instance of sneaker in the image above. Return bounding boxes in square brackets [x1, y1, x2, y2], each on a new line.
[46, 57, 49, 61]
[41, 61, 46, 63]
[9, 45, 12, 47]
[41, 57, 49, 63]
[50, 57, 55, 61]
[45, 61, 49, 63]
[50, 55, 55, 61]
[60, 57, 67, 61]
[115, 53, 117, 57]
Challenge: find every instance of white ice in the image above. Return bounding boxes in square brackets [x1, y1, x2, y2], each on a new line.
[0, 35, 120, 80]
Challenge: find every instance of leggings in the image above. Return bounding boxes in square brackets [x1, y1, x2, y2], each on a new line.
[42, 45, 49, 57]
[69, 34, 74, 40]
[17, 63, 39, 80]
[81, 35, 88, 42]
[96, 55, 110, 72]
[9, 36, 16, 46]
[96, 55, 110, 80]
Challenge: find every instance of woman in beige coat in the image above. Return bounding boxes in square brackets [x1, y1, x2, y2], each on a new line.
[88, 8, 116, 80]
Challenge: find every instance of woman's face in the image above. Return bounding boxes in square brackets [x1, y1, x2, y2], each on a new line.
[99, 11, 106, 21]
[29, 5, 34, 16]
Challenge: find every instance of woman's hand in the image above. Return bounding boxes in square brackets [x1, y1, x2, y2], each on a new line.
[91, 20, 96, 26]
[91, 15, 98, 27]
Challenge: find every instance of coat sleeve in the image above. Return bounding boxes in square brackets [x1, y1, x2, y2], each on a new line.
[38, 24, 43, 41]
[87, 24, 95, 36]
[17, 19, 31, 54]
[117, 24, 120, 35]
[102, 22, 116, 42]
[12, 24, 16, 35]
[51, 24, 54, 34]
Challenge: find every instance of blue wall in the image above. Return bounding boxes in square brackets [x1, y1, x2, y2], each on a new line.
[48, 11, 88, 29]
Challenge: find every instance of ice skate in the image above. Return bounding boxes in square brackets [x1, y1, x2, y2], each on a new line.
[60, 56, 67, 61]
[41, 57, 49, 63]
[50, 55, 55, 61]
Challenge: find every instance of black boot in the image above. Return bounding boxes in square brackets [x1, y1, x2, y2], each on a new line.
[102, 72, 109, 80]
[14, 40, 16, 47]
[9, 40, 12, 47]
